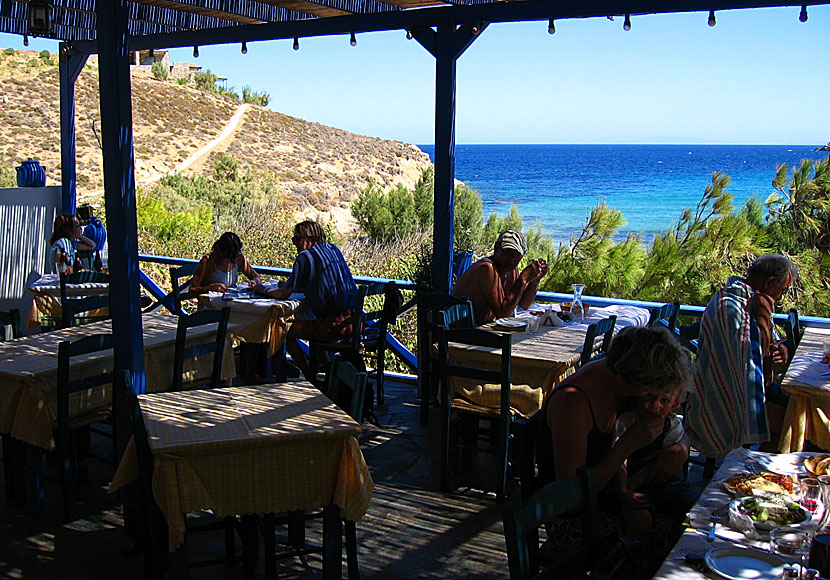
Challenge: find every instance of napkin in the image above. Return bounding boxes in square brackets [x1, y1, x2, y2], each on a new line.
[540, 309, 564, 327]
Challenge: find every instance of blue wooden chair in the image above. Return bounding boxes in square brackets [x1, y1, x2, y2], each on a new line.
[503, 466, 601, 579]
[648, 301, 680, 334]
[436, 325, 513, 500]
[53, 333, 115, 520]
[170, 263, 199, 314]
[784, 307, 803, 358]
[578, 315, 616, 367]
[172, 307, 231, 391]
[0, 308, 21, 340]
[326, 357, 369, 424]
[512, 408, 553, 502]
[417, 292, 476, 425]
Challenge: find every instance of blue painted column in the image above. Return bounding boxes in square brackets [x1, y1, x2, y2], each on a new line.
[58, 44, 88, 215]
[95, 1, 146, 443]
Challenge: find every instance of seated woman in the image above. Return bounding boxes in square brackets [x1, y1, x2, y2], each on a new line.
[48, 214, 96, 274]
[190, 232, 261, 293]
[542, 326, 693, 564]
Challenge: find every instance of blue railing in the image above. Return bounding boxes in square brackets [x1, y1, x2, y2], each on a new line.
[137, 254, 830, 377]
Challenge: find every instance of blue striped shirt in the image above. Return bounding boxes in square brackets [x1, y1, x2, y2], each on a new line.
[285, 243, 357, 319]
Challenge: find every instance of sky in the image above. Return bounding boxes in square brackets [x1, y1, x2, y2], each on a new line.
[2, 5, 829, 145]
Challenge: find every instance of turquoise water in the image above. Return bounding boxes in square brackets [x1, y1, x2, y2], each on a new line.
[418, 144, 829, 242]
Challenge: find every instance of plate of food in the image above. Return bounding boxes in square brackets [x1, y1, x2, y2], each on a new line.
[729, 492, 811, 530]
[493, 317, 528, 330]
[723, 472, 795, 496]
[704, 546, 786, 580]
[804, 454, 830, 477]
[757, 453, 812, 476]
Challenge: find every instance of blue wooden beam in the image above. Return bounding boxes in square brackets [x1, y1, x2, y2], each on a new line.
[96, 0, 146, 407]
[58, 44, 88, 216]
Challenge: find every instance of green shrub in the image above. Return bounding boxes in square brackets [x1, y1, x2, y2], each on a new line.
[176, 77, 189, 86]
[3, 48, 15, 56]
[193, 69, 217, 92]
[38, 50, 50, 60]
[242, 86, 270, 107]
[151, 61, 168, 81]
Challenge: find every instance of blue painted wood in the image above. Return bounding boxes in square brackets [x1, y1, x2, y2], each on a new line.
[96, 0, 146, 466]
[432, 23, 456, 294]
[58, 45, 88, 215]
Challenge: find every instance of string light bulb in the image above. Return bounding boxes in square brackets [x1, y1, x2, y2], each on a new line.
[623, 14, 631, 31]
[406, 30, 413, 40]
[193, 45, 199, 58]
[241, 41, 247, 54]
[799, 4, 808, 22]
[548, 18, 555, 34]
[471, 23, 480, 35]
[708, 10, 716, 26]
[293, 37, 299, 51]
[350, 32, 357, 46]
[23, 34, 29, 46]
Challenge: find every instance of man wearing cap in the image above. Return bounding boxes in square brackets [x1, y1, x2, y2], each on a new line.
[452, 229, 548, 325]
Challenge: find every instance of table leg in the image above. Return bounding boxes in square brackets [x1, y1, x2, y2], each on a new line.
[24, 443, 46, 516]
[322, 504, 343, 580]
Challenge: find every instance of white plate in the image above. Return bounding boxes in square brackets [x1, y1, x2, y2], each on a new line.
[729, 495, 811, 530]
[494, 317, 528, 329]
[704, 547, 786, 580]
[758, 453, 810, 476]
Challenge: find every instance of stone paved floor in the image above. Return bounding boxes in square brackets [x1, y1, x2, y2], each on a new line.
[0, 376, 706, 579]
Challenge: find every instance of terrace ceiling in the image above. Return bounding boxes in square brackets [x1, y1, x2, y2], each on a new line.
[1, 0, 828, 50]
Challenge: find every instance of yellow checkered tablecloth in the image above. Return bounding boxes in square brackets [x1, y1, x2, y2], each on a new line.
[110, 382, 373, 552]
[449, 324, 588, 417]
[779, 327, 830, 452]
[0, 311, 236, 450]
[200, 293, 302, 356]
[26, 273, 110, 330]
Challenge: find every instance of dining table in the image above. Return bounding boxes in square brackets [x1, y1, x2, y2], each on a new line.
[0, 311, 236, 451]
[778, 327, 830, 453]
[25, 272, 110, 330]
[448, 304, 650, 417]
[110, 381, 373, 579]
[654, 447, 823, 580]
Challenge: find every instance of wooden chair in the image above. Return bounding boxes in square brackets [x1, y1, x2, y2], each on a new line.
[512, 408, 553, 502]
[578, 315, 616, 368]
[327, 357, 369, 424]
[309, 281, 401, 405]
[648, 301, 680, 334]
[417, 292, 476, 425]
[40, 271, 110, 330]
[503, 466, 601, 580]
[0, 308, 21, 340]
[53, 333, 115, 520]
[170, 263, 199, 315]
[677, 320, 701, 355]
[119, 370, 245, 579]
[172, 307, 231, 391]
[436, 326, 513, 500]
[784, 307, 803, 357]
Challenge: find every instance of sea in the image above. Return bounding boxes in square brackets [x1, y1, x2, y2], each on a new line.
[418, 144, 830, 243]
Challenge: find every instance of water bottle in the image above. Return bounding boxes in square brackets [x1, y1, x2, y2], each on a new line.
[56, 248, 68, 274]
[73, 256, 82, 272]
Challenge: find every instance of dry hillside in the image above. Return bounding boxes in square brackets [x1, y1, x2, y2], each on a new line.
[0, 49, 430, 232]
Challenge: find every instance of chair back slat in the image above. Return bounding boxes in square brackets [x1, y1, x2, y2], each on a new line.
[326, 358, 369, 423]
[579, 315, 616, 367]
[503, 466, 601, 580]
[648, 301, 680, 333]
[58, 271, 111, 328]
[784, 307, 803, 356]
[172, 307, 230, 390]
[170, 263, 198, 314]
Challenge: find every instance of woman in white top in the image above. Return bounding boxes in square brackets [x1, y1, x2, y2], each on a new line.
[190, 232, 261, 293]
[48, 214, 96, 273]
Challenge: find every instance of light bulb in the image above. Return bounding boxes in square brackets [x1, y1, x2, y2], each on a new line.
[23, 34, 29, 47]
[406, 30, 413, 40]
[708, 10, 716, 27]
[293, 37, 299, 51]
[623, 14, 631, 31]
[548, 18, 555, 34]
[799, 4, 808, 22]
[241, 41, 247, 54]
[193, 45, 199, 58]
[350, 32, 356, 46]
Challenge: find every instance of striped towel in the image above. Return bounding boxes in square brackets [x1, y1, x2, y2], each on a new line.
[685, 276, 770, 458]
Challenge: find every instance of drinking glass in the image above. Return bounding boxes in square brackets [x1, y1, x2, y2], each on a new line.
[808, 533, 830, 577]
[526, 316, 540, 334]
[770, 527, 811, 566]
[817, 475, 830, 530]
[570, 284, 586, 323]
[803, 478, 822, 514]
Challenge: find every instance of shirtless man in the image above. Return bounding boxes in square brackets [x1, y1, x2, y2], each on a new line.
[451, 229, 548, 324]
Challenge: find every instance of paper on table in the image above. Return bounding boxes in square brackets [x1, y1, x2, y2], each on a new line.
[786, 353, 830, 390]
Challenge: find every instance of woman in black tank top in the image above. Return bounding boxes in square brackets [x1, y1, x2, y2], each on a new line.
[544, 326, 693, 540]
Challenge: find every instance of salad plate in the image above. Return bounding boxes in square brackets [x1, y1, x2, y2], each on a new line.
[704, 547, 786, 580]
[729, 492, 810, 530]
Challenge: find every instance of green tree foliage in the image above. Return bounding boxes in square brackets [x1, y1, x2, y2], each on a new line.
[151, 61, 169, 81]
[193, 69, 218, 92]
[241, 86, 270, 107]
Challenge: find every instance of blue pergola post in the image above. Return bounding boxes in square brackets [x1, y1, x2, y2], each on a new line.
[415, 22, 486, 293]
[95, 1, 146, 441]
[58, 44, 88, 215]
